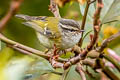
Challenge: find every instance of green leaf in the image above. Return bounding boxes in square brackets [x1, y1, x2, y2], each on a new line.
[82, 30, 93, 41]
[79, 0, 120, 24]
[64, 65, 81, 80]
[102, 0, 120, 24]
[24, 58, 60, 80]
[81, 23, 93, 48]
[80, 3, 95, 23]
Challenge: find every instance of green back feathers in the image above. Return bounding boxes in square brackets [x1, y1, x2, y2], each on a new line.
[32, 17, 60, 36]
[16, 14, 61, 39]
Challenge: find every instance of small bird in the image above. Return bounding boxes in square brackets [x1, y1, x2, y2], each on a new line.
[16, 14, 83, 50]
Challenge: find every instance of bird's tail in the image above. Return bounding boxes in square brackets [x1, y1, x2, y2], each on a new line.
[15, 14, 32, 21]
[15, 14, 47, 21]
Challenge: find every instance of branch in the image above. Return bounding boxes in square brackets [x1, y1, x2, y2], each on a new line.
[107, 48, 120, 62]
[76, 63, 86, 80]
[87, 0, 103, 51]
[102, 54, 120, 72]
[0, 0, 23, 31]
[0, 33, 67, 62]
[49, 0, 61, 18]
[98, 31, 120, 52]
[0, 33, 49, 59]
[103, 66, 120, 80]
[78, 0, 91, 46]
[98, 59, 120, 80]
[82, 58, 97, 68]
[62, 0, 103, 69]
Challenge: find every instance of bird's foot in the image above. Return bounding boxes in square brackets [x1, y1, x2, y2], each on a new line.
[52, 44, 59, 60]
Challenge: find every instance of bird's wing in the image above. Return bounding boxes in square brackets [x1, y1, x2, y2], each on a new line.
[16, 14, 61, 39]
[23, 21, 61, 39]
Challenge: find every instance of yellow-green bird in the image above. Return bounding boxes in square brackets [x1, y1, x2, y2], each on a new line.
[16, 14, 83, 50]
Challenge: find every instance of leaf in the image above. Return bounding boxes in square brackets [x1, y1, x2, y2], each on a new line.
[81, 23, 93, 48]
[79, 0, 120, 24]
[82, 30, 93, 41]
[64, 66, 100, 80]
[0, 47, 34, 80]
[61, 67, 71, 80]
[24, 58, 60, 80]
[80, 2, 95, 23]
[102, 0, 120, 24]
[64, 65, 81, 80]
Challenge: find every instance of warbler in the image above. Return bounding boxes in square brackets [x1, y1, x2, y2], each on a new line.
[16, 14, 83, 50]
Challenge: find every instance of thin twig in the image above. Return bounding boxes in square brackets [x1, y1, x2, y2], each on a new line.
[0, 0, 23, 31]
[88, 0, 96, 4]
[78, 0, 91, 46]
[107, 48, 120, 62]
[49, 0, 61, 18]
[98, 59, 120, 80]
[63, 0, 103, 69]
[0, 33, 67, 62]
[0, 33, 49, 59]
[103, 54, 120, 72]
[87, 0, 103, 51]
[8, 44, 41, 59]
[97, 31, 120, 52]
[76, 63, 86, 80]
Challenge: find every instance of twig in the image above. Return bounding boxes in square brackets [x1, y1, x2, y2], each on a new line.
[97, 69, 110, 80]
[50, 71, 63, 75]
[98, 59, 120, 80]
[49, 0, 61, 18]
[0, 33, 67, 62]
[0, 33, 49, 59]
[76, 63, 86, 80]
[49, 57, 64, 68]
[102, 54, 120, 72]
[88, 0, 96, 4]
[82, 58, 97, 68]
[107, 48, 120, 62]
[78, 0, 91, 46]
[97, 31, 120, 52]
[103, 66, 120, 80]
[63, 0, 103, 69]
[87, 0, 103, 51]
[8, 44, 41, 59]
[0, 0, 23, 31]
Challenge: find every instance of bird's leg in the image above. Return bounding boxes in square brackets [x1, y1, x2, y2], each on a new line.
[52, 44, 59, 60]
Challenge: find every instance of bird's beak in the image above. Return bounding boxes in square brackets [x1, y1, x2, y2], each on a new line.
[80, 30, 85, 32]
